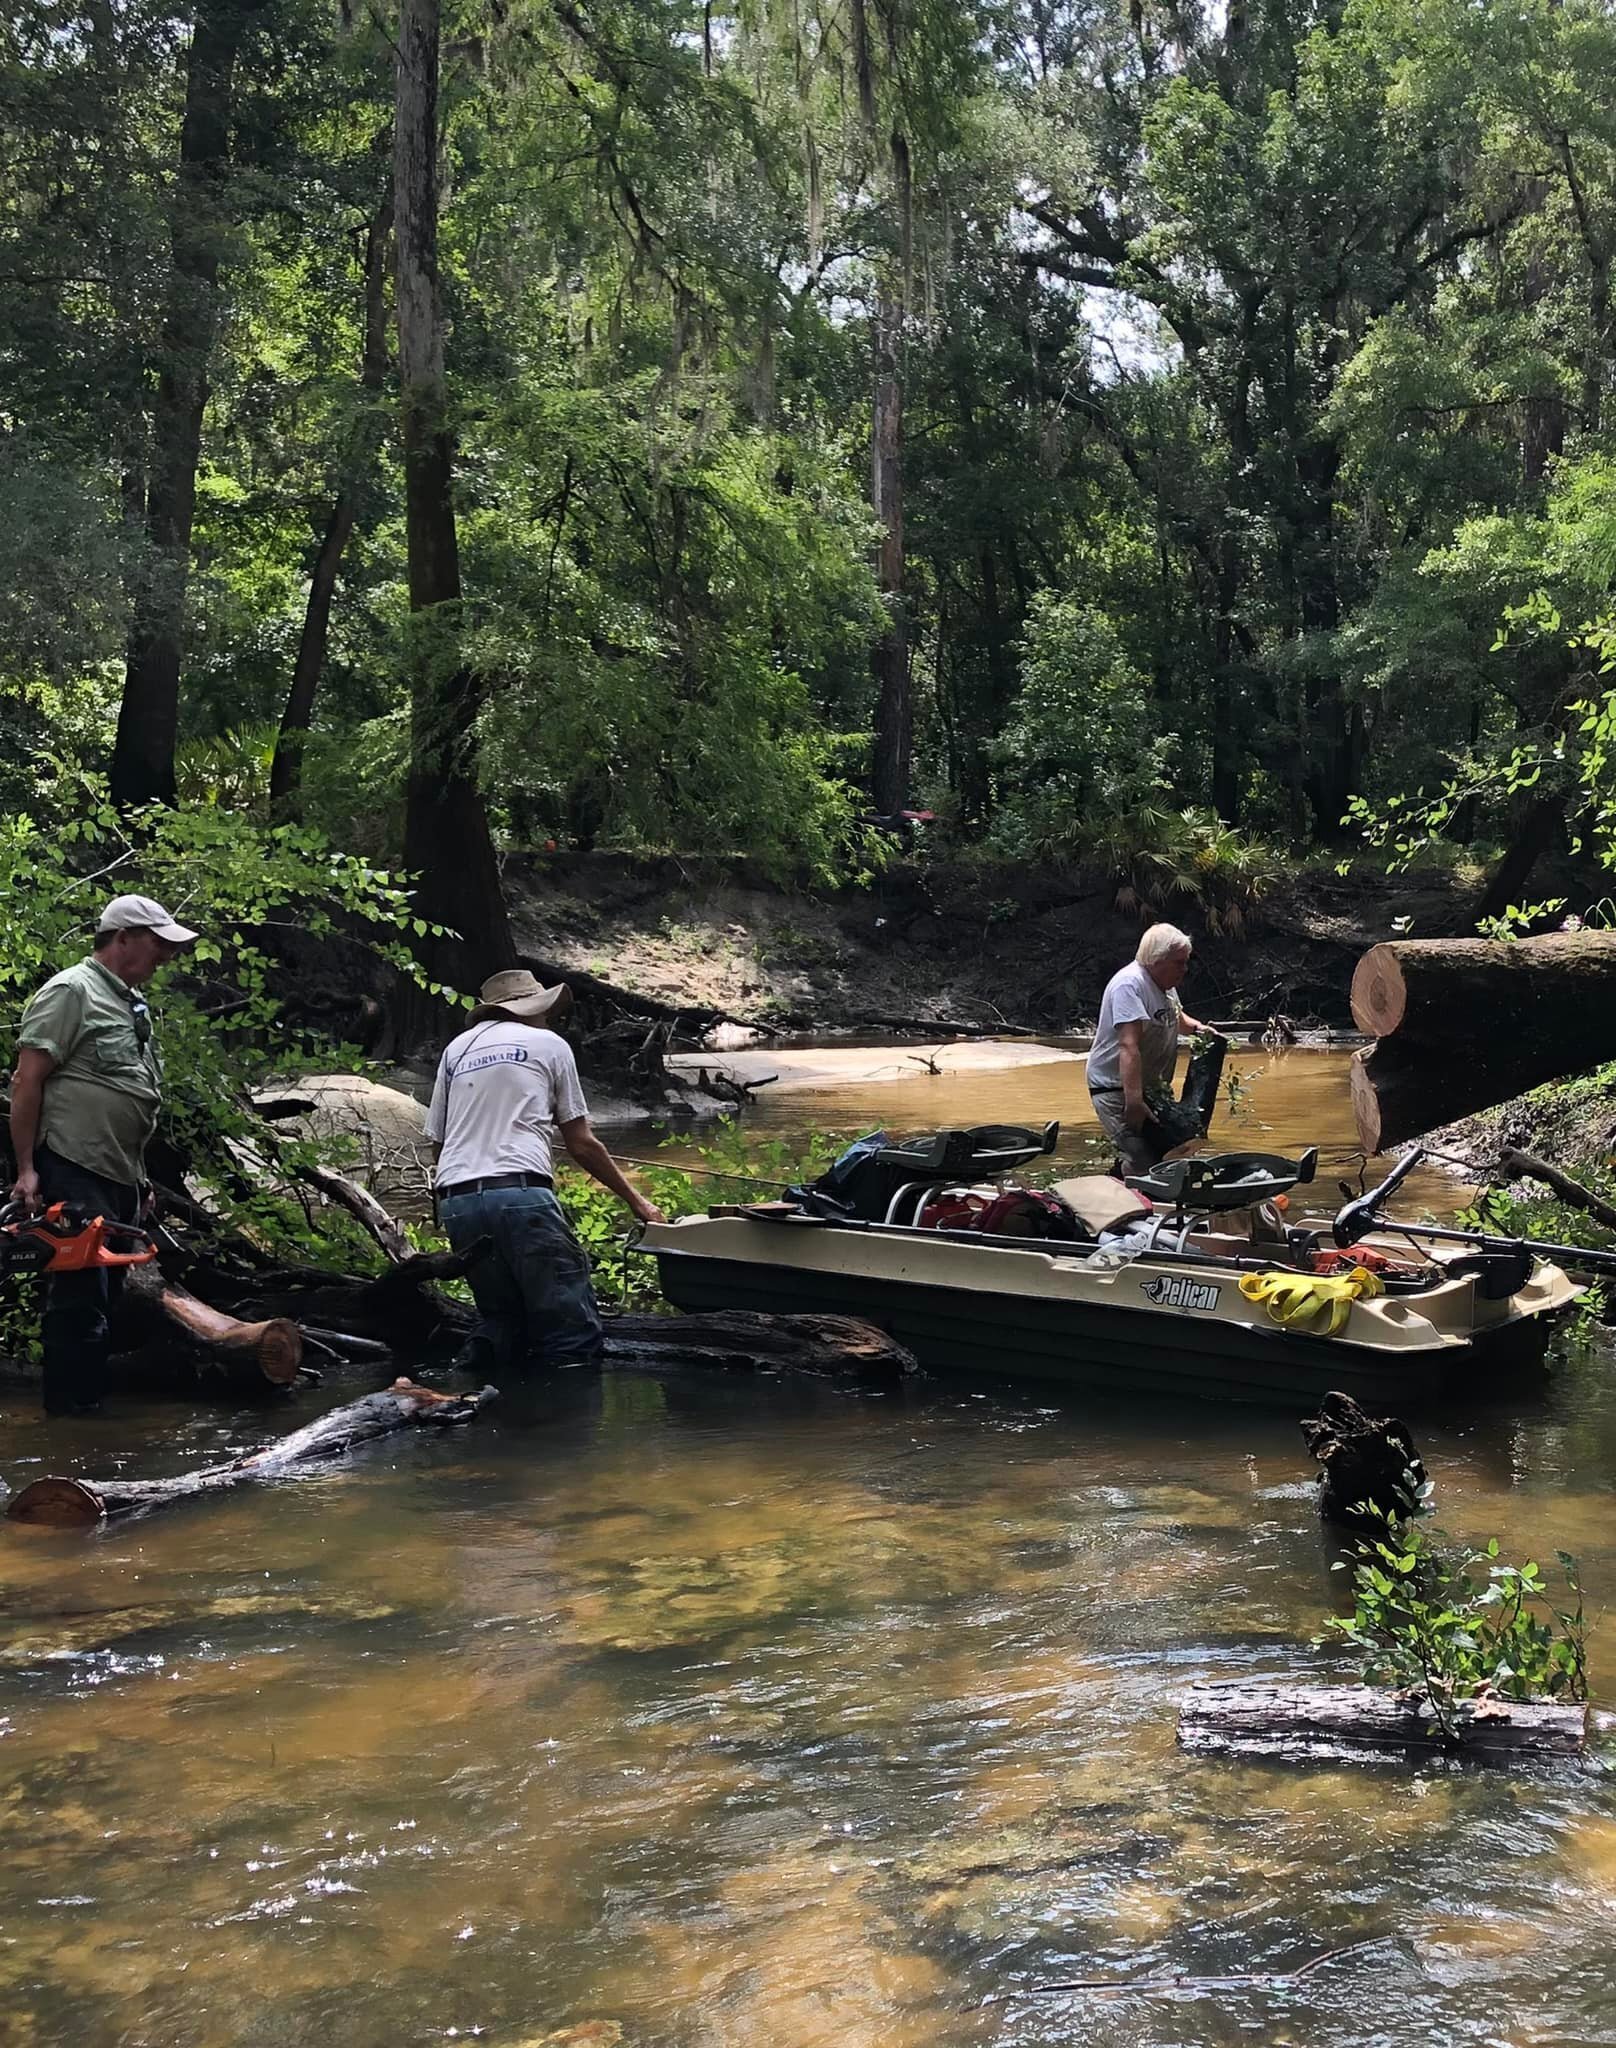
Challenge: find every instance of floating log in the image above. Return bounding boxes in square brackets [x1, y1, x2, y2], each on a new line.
[1349, 935, 1616, 1151]
[1301, 1390, 1427, 1526]
[1178, 1679, 1586, 1760]
[602, 1310, 914, 1385]
[7, 1378, 496, 1529]
[123, 1264, 304, 1392]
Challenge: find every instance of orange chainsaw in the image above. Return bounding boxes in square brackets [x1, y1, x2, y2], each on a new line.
[0, 1201, 159, 1275]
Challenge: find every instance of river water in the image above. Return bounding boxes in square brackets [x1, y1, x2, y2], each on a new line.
[2, 1048, 1615, 2046]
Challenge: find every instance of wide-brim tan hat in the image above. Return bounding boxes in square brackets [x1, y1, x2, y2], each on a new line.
[467, 968, 574, 1026]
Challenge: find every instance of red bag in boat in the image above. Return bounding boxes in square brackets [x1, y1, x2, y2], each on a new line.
[975, 1188, 1079, 1239]
[917, 1190, 990, 1231]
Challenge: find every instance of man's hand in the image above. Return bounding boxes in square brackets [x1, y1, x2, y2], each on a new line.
[140, 1183, 159, 1222]
[631, 1196, 666, 1226]
[1123, 1098, 1147, 1133]
[9, 1165, 40, 1211]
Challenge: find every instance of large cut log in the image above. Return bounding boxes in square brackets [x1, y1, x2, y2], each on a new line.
[1178, 1679, 1586, 1760]
[7, 1379, 496, 1528]
[1349, 935, 1616, 1150]
[122, 1263, 304, 1392]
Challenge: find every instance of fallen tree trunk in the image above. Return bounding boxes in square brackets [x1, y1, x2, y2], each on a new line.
[1349, 936, 1616, 1151]
[8, 1378, 496, 1528]
[1178, 1680, 1586, 1760]
[123, 1264, 304, 1393]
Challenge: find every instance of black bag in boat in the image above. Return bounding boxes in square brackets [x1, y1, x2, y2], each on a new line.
[798, 1123, 1061, 1224]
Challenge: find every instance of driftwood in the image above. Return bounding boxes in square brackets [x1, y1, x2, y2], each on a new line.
[1178, 1679, 1586, 1759]
[8, 1378, 496, 1528]
[1349, 935, 1616, 1151]
[296, 1164, 413, 1262]
[1498, 1148, 1616, 1235]
[1301, 1390, 1427, 1526]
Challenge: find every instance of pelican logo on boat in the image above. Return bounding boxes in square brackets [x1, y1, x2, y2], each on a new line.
[1139, 1275, 1221, 1313]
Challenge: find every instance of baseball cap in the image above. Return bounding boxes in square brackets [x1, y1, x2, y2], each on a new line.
[97, 894, 199, 945]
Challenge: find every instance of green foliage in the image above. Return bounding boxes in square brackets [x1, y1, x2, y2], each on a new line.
[555, 1119, 846, 1312]
[1320, 1515, 1591, 1745]
[1103, 807, 1282, 939]
[0, 782, 446, 1346]
[988, 597, 1173, 858]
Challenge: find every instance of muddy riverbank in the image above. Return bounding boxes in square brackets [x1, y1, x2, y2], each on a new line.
[501, 850, 1482, 1038]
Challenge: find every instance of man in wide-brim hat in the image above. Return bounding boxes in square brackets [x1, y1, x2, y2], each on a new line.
[424, 968, 664, 1374]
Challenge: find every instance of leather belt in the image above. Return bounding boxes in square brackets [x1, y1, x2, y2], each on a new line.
[438, 1170, 554, 1200]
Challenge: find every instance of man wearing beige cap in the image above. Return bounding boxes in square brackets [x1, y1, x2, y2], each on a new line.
[426, 968, 664, 1374]
[9, 894, 197, 1411]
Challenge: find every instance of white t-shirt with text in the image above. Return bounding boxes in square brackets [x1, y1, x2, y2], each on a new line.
[425, 1021, 588, 1186]
[1085, 961, 1181, 1094]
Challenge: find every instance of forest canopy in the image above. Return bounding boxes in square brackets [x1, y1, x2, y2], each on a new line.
[5, 0, 1616, 970]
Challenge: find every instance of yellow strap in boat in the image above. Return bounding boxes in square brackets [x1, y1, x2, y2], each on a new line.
[1237, 1266, 1384, 1337]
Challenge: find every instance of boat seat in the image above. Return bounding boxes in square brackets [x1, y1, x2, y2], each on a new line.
[1049, 1176, 1152, 1236]
[1126, 1149, 1319, 1214]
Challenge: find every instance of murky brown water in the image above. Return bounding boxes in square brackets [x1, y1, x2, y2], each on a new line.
[3, 1049, 1615, 2047]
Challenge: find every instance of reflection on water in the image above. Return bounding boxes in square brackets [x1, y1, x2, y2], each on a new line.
[2, 1051, 1613, 2046]
[654, 1041, 1469, 1219]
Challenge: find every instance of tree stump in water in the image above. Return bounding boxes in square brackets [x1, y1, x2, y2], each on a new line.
[1301, 1390, 1427, 1526]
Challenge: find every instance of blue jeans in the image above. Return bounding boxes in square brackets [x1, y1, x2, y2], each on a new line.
[437, 1184, 604, 1373]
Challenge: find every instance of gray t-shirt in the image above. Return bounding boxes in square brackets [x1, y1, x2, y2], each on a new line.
[1085, 961, 1181, 1094]
[426, 1021, 588, 1185]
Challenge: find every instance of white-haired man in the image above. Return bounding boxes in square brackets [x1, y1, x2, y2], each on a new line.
[1085, 923, 1218, 1176]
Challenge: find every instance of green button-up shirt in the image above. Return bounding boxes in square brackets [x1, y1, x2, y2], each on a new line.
[18, 955, 163, 1188]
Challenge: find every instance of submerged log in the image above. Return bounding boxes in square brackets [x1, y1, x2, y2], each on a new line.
[1349, 935, 1616, 1151]
[1301, 1390, 1427, 1526]
[1178, 1679, 1585, 1760]
[602, 1310, 914, 1385]
[8, 1378, 496, 1529]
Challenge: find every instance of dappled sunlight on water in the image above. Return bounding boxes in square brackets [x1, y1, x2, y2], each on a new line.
[2, 1052, 1614, 2044]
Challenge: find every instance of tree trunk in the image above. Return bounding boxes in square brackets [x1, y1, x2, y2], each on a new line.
[271, 182, 393, 824]
[1178, 1680, 1585, 1760]
[112, 0, 256, 809]
[7, 1379, 496, 1528]
[869, 279, 908, 815]
[1473, 792, 1567, 929]
[393, 0, 514, 1024]
[1348, 934, 1616, 1151]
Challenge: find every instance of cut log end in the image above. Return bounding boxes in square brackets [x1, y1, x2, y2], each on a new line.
[1349, 944, 1409, 1039]
[8, 1477, 108, 1528]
